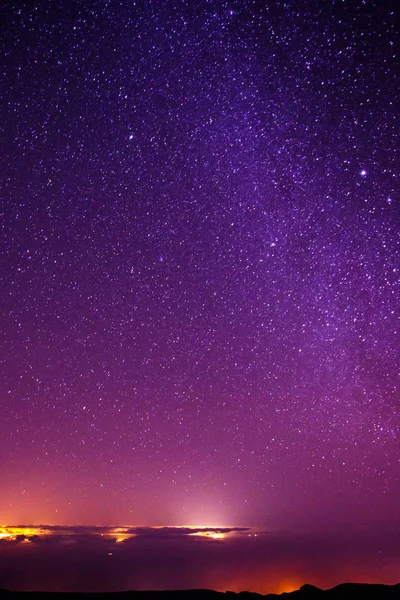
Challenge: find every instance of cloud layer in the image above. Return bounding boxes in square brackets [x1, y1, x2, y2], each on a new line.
[0, 526, 399, 594]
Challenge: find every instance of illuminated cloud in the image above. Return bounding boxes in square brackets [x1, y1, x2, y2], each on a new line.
[0, 525, 249, 545]
[0, 527, 399, 593]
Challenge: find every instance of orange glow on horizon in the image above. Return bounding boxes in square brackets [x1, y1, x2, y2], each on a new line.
[0, 526, 47, 540]
[108, 527, 136, 542]
[0, 524, 233, 542]
[276, 580, 302, 594]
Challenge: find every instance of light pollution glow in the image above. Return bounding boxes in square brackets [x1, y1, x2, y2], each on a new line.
[0, 525, 234, 543]
[1, 524, 399, 594]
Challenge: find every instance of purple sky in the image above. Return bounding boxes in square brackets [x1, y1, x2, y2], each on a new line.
[1, 0, 399, 590]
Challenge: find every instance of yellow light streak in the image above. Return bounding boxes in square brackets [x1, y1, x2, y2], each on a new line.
[0, 526, 46, 540]
[188, 530, 226, 539]
[108, 527, 136, 542]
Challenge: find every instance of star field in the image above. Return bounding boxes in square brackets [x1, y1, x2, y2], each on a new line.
[1, 0, 399, 530]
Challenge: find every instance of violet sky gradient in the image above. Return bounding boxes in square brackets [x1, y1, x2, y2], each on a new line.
[1, 0, 399, 549]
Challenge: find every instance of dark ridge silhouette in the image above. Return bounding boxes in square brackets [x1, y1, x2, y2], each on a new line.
[0, 583, 400, 599]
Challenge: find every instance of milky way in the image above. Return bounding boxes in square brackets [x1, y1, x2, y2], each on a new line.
[1, 0, 398, 534]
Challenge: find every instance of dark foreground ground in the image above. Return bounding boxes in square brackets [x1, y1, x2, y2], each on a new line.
[1, 583, 400, 600]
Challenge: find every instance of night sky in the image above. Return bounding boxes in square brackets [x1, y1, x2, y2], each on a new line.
[1, 0, 399, 591]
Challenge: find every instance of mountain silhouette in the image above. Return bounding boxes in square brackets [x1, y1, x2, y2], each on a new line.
[1, 582, 400, 599]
